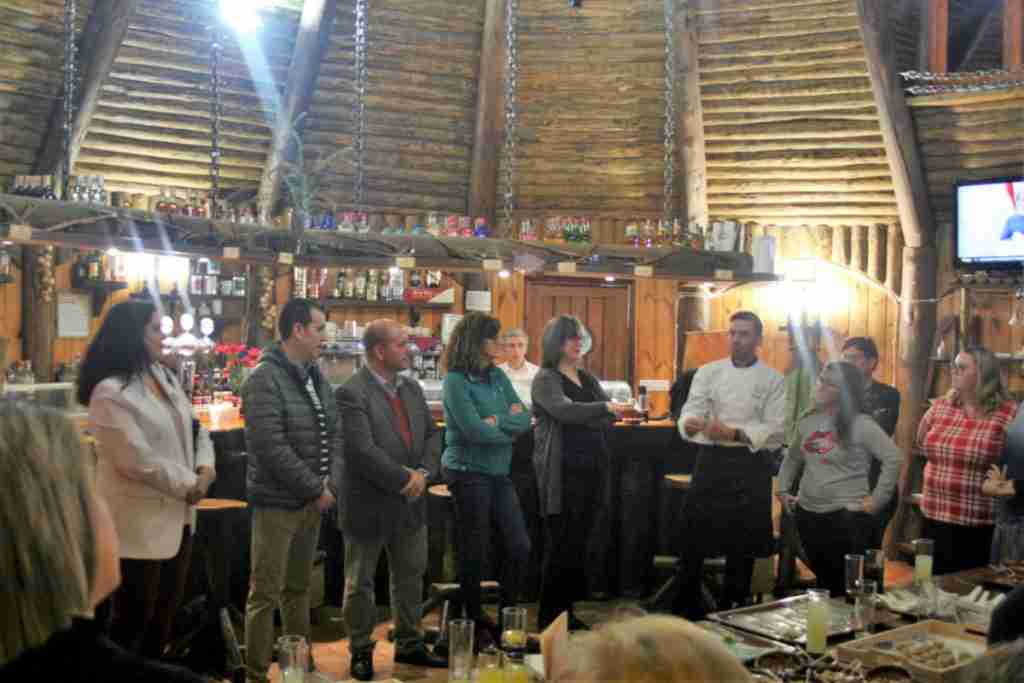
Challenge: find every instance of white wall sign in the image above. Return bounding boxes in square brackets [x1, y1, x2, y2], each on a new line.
[57, 292, 90, 338]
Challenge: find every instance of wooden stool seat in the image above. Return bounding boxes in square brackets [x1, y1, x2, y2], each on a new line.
[196, 498, 248, 511]
[428, 483, 451, 498]
[664, 473, 692, 491]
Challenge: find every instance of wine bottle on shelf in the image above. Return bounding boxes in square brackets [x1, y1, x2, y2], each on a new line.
[366, 269, 379, 302]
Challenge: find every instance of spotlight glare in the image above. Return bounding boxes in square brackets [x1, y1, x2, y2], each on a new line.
[498, 269, 511, 279]
[604, 275, 616, 283]
[220, 0, 264, 33]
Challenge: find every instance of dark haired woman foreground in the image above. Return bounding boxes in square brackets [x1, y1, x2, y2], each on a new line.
[778, 361, 902, 596]
[441, 312, 532, 644]
[531, 315, 625, 630]
[77, 300, 216, 658]
[0, 403, 208, 682]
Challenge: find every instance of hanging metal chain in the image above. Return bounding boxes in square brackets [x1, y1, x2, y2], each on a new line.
[901, 68, 1024, 95]
[61, 0, 77, 199]
[501, 0, 520, 230]
[662, 0, 677, 227]
[353, 0, 369, 216]
[209, 25, 224, 219]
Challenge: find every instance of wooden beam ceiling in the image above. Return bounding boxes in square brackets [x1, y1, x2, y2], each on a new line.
[256, 0, 339, 220]
[34, 0, 142, 184]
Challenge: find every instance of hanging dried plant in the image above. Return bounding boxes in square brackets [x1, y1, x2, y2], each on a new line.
[276, 113, 352, 232]
[37, 246, 55, 303]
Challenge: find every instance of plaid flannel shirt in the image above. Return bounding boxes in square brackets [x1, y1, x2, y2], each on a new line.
[917, 397, 1018, 527]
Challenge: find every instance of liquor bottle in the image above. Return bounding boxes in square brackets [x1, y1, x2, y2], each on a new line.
[42, 176, 57, 200]
[232, 272, 247, 297]
[308, 268, 321, 300]
[427, 270, 442, 288]
[580, 218, 592, 243]
[642, 219, 656, 248]
[87, 251, 101, 280]
[409, 269, 422, 288]
[339, 212, 355, 233]
[672, 218, 684, 247]
[354, 269, 368, 300]
[293, 267, 308, 299]
[473, 217, 489, 238]
[74, 252, 88, 282]
[427, 212, 442, 237]
[388, 268, 404, 303]
[166, 188, 179, 214]
[366, 269, 379, 302]
[343, 268, 356, 299]
[334, 270, 346, 299]
[657, 219, 671, 246]
[95, 176, 108, 206]
[626, 222, 640, 248]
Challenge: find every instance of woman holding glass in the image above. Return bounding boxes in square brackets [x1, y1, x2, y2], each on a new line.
[778, 361, 903, 596]
[441, 312, 532, 646]
[77, 300, 216, 658]
[916, 347, 1017, 574]
[531, 315, 626, 630]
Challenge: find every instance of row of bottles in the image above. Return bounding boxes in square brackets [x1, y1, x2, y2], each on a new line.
[307, 212, 492, 238]
[73, 250, 127, 283]
[154, 187, 212, 218]
[69, 176, 108, 205]
[6, 361, 35, 385]
[625, 219, 705, 249]
[518, 217, 593, 243]
[293, 267, 443, 302]
[9, 176, 57, 199]
[188, 258, 246, 298]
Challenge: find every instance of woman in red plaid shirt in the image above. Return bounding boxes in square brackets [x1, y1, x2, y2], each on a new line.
[916, 347, 1018, 574]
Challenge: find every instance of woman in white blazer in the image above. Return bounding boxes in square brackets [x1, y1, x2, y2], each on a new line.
[77, 299, 215, 658]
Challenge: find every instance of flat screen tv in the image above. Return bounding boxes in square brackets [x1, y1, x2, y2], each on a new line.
[955, 175, 1024, 270]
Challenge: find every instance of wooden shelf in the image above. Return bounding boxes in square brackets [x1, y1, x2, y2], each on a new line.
[323, 298, 451, 310]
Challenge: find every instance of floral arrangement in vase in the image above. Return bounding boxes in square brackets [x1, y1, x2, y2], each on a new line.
[215, 344, 263, 394]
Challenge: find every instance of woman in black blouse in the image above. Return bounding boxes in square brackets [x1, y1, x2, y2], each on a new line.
[531, 316, 626, 630]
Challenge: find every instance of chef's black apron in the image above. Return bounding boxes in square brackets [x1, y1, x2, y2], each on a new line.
[681, 444, 775, 558]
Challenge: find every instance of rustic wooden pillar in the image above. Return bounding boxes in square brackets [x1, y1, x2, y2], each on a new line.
[468, 0, 509, 232]
[919, 0, 949, 73]
[36, 0, 142, 184]
[850, 225, 867, 273]
[22, 246, 56, 382]
[867, 224, 884, 282]
[677, 285, 707, 372]
[1006, 0, 1024, 68]
[257, 0, 338, 220]
[885, 224, 903, 295]
[677, 4, 707, 228]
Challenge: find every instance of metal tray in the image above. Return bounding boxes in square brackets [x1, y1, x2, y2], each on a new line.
[695, 620, 794, 662]
[709, 595, 898, 646]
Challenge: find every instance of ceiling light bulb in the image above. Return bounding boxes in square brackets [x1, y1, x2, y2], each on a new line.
[498, 269, 511, 279]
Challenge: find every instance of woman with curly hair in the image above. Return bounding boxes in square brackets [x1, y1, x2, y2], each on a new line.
[917, 347, 1017, 574]
[441, 312, 532, 645]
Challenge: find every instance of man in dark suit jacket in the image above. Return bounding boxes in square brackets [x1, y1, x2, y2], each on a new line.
[842, 337, 902, 549]
[335, 319, 446, 680]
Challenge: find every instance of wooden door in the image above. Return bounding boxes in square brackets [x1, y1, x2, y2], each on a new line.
[524, 278, 632, 382]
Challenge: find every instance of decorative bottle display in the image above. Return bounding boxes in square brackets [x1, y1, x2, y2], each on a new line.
[334, 270, 346, 298]
[365, 269, 379, 302]
[343, 268, 356, 299]
[353, 268, 368, 300]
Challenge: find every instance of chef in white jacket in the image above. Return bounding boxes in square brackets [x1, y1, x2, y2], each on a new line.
[671, 310, 786, 619]
[78, 300, 215, 658]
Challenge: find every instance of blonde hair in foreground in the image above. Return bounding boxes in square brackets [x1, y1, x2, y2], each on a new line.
[0, 403, 97, 665]
[565, 615, 752, 682]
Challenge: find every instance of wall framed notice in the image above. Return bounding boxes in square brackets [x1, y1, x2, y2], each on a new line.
[57, 292, 91, 339]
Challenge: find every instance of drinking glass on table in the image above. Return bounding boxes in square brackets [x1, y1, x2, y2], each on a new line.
[447, 618, 474, 682]
[805, 589, 831, 655]
[854, 579, 878, 638]
[914, 538, 935, 584]
[477, 646, 503, 683]
[501, 606, 528, 661]
[845, 554, 865, 601]
[276, 635, 309, 683]
[864, 549, 886, 595]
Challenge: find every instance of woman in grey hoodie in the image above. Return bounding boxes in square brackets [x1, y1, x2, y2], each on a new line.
[778, 361, 903, 596]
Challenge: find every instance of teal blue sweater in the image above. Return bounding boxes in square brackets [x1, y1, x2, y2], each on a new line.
[441, 367, 532, 475]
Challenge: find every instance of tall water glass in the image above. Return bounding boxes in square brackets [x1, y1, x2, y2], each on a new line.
[805, 589, 831, 655]
[864, 549, 886, 594]
[914, 539, 935, 584]
[277, 635, 309, 683]
[845, 554, 864, 601]
[501, 606, 528, 661]
[855, 579, 878, 638]
[447, 619, 474, 682]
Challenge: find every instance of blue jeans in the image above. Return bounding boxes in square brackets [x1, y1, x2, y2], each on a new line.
[444, 468, 531, 621]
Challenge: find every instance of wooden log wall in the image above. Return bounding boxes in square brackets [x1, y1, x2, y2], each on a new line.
[495, 0, 667, 221]
[960, 0, 1004, 72]
[0, 257, 22, 364]
[695, 0, 900, 227]
[0, 0, 94, 190]
[303, 0, 484, 214]
[74, 0, 297, 196]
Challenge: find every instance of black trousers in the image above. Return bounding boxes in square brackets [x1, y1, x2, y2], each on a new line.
[796, 507, 873, 597]
[110, 526, 194, 659]
[921, 516, 994, 575]
[671, 553, 755, 619]
[538, 459, 601, 631]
